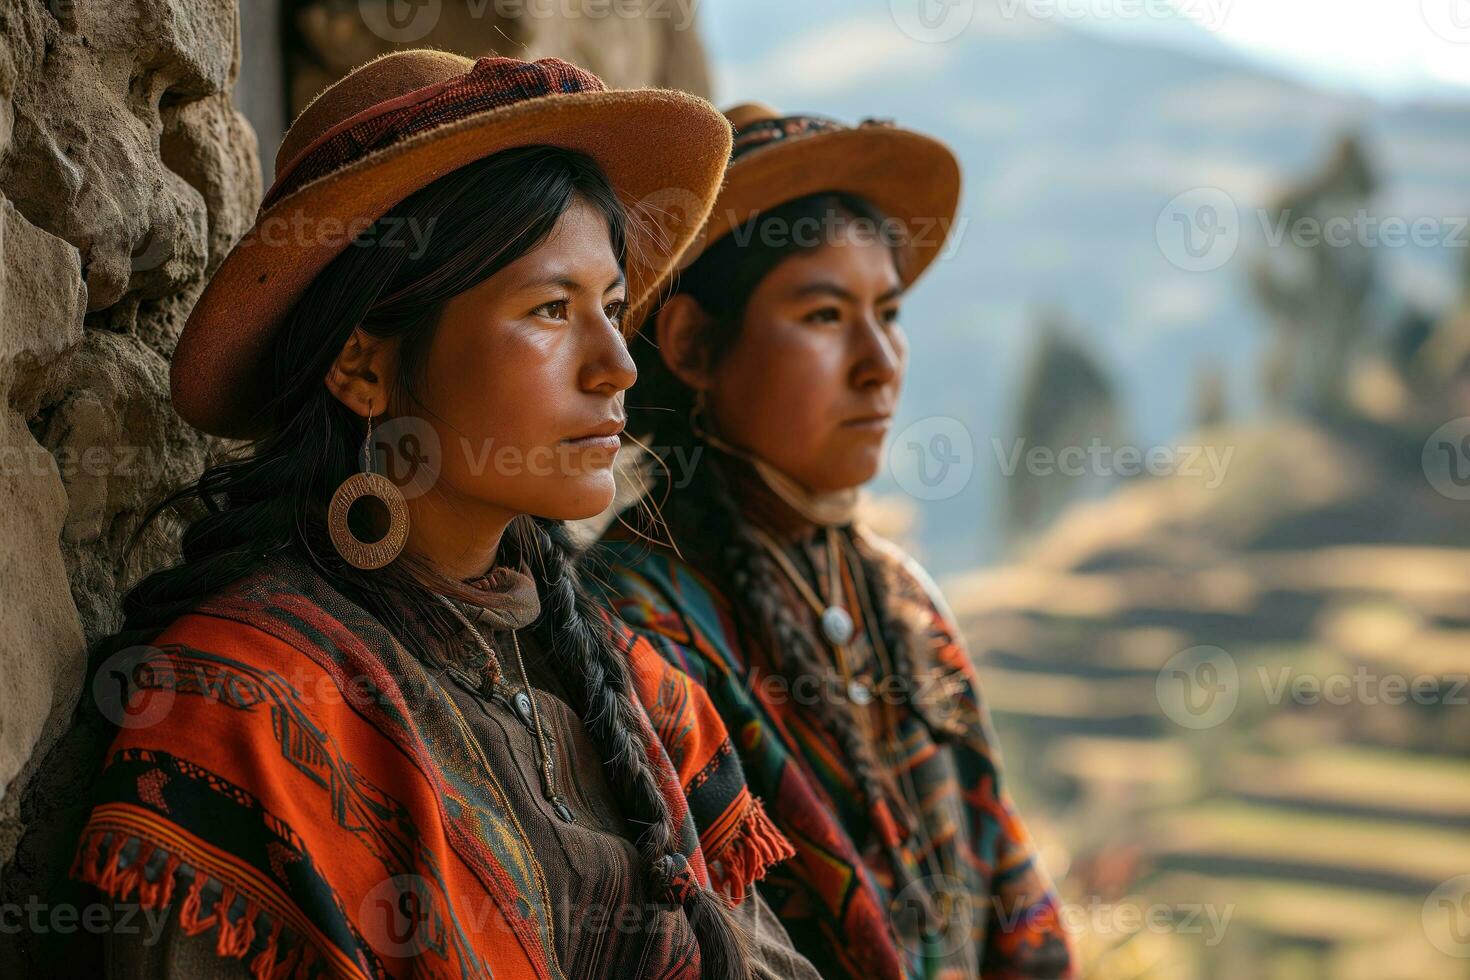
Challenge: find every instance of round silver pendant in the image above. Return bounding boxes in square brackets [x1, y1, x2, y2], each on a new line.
[512, 690, 535, 728]
[848, 680, 874, 705]
[820, 605, 854, 646]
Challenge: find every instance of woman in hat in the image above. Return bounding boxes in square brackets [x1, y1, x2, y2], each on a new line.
[50, 54, 817, 980]
[596, 104, 1076, 978]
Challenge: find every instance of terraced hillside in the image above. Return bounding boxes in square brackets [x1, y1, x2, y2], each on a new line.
[942, 419, 1470, 979]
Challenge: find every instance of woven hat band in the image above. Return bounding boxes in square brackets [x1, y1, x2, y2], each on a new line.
[265, 57, 606, 209]
[729, 113, 898, 165]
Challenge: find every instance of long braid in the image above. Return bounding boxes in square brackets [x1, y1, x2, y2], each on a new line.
[848, 532, 959, 745]
[657, 457, 930, 906]
[506, 516, 751, 980]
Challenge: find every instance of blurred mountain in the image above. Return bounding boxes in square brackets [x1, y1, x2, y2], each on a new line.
[702, 0, 1470, 573]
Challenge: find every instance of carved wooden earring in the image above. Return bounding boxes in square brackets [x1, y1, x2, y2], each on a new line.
[328, 402, 408, 570]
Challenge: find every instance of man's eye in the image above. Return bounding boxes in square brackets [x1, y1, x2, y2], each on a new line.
[534, 299, 569, 320]
[805, 307, 842, 324]
[882, 307, 902, 325]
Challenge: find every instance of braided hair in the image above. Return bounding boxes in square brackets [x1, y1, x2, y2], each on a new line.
[500, 516, 750, 978]
[623, 193, 957, 866]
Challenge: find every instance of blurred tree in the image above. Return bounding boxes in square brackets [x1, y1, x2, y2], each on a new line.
[1004, 311, 1122, 541]
[1194, 360, 1229, 430]
[1251, 134, 1377, 419]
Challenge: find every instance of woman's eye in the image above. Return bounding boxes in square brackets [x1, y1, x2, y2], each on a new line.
[804, 307, 842, 325]
[533, 299, 569, 320]
[605, 299, 628, 325]
[881, 307, 901, 326]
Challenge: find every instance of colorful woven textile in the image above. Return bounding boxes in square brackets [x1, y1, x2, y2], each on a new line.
[598, 527, 1076, 980]
[70, 553, 790, 979]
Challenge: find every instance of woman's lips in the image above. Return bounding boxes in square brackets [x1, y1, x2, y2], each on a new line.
[562, 418, 625, 453]
[562, 433, 622, 453]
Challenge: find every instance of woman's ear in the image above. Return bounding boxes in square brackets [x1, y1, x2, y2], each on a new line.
[654, 294, 716, 392]
[324, 327, 396, 418]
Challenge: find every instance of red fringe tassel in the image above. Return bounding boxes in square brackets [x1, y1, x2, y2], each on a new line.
[71, 828, 319, 980]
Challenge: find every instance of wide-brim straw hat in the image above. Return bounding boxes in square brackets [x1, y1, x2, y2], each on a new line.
[173, 50, 733, 439]
[676, 102, 962, 287]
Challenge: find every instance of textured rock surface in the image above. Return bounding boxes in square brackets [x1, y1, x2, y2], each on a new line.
[0, 0, 259, 867]
[289, 0, 711, 120]
[0, 0, 711, 908]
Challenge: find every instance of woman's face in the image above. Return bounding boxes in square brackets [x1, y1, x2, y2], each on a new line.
[707, 228, 907, 493]
[398, 196, 636, 522]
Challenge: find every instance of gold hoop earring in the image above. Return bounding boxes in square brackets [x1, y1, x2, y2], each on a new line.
[328, 402, 409, 570]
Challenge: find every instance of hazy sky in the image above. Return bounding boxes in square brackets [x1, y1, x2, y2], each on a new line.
[1105, 0, 1470, 97]
[702, 0, 1470, 102]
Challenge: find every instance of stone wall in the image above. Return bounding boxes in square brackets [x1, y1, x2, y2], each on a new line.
[0, 0, 709, 890]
